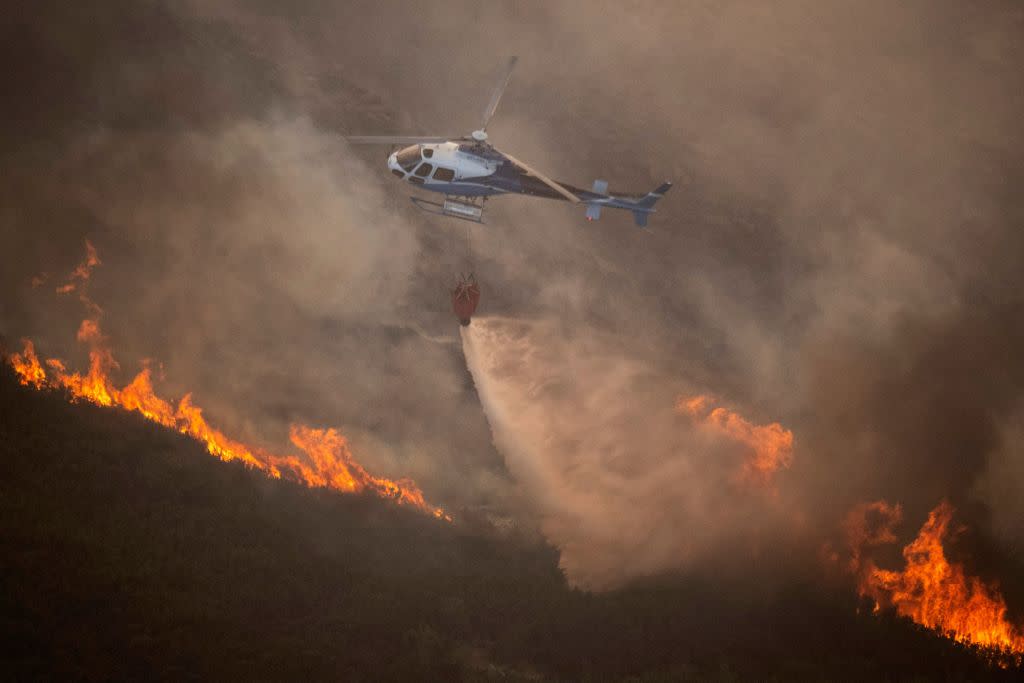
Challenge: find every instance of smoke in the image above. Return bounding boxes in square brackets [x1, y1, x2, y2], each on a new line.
[0, 2, 510, 510]
[3, 1, 1024, 589]
[975, 407, 1024, 555]
[462, 316, 801, 588]
[447, 2, 1022, 587]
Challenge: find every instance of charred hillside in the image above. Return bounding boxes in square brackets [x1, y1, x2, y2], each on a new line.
[0, 364, 1019, 682]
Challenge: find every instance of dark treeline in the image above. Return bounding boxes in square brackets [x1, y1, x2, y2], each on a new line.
[1, 364, 1020, 682]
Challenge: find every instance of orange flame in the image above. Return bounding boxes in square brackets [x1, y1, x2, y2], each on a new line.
[7, 242, 448, 520]
[56, 239, 100, 294]
[855, 501, 1024, 655]
[677, 394, 794, 483]
[285, 425, 435, 510]
[9, 340, 48, 389]
[10, 334, 448, 520]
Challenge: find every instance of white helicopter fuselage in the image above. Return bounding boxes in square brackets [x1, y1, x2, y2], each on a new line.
[387, 143, 502, 197]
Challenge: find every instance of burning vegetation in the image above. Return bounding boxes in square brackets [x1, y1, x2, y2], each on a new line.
[678, 393, 1024, 661]
[7, 243, 447, 520]
[8, 243, 1023, 669]
[848, 500, 1024, 660]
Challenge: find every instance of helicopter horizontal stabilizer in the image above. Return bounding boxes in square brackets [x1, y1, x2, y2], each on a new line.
[585, 180, 608, 221]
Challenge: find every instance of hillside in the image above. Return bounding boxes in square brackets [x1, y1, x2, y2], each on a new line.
[0, 364, 1019, 682]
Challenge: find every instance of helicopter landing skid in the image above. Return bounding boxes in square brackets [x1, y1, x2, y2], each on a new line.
[410, 196, 486, 224]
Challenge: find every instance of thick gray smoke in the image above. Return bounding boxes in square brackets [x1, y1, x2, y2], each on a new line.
[2, 1, 1023, 588]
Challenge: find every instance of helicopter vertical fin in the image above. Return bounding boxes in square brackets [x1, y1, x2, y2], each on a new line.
[635, 181, 673, 208]
[624, 182, 672, 227]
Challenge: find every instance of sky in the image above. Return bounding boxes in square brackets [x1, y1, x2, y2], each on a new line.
[2, 0, 1023, 591]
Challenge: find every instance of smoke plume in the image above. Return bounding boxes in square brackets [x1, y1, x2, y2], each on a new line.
[2, 1, 1023, 593]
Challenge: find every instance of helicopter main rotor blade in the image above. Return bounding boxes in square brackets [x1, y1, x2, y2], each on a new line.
[346, 135, 459, 145]
[480, 56, 518, 132]
[498, 149, 581, 204]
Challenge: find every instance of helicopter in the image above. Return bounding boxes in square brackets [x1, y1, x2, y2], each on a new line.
[348, 57, 671, 226]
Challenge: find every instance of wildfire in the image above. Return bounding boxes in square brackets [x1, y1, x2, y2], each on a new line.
[7, 243, 448, 521]
[852, 501, 1024, 655]
[287, 425, 434, 510]
[676, 394, 794, 483]
[9, 340, 47, 389]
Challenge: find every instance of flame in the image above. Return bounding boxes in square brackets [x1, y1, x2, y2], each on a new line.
[10, 334, 448, 519]
[855, 501, 1024, 655]
[677, 394, 794, 483]
[7, 242, 448, 520]
[9, 340, 47, 389]
[56, 239, 100, 294]
[285, 425, 437, 511]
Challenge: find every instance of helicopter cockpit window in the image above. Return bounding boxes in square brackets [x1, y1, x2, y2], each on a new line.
[415, 162, 433, 177]
[396, 146, 421, 171]
[433, 166, 455, 182]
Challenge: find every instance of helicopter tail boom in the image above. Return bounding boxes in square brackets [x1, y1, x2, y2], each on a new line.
[583, 181, 672, 227]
